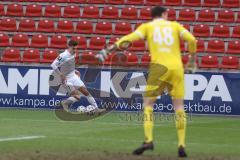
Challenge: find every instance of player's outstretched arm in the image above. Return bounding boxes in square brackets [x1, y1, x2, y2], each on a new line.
[179, 24, 198, 73]
[51, 56, 66, 83]
[96, 25, 146, 62]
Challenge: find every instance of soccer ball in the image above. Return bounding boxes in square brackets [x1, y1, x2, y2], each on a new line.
[86, 105, 96, 112]
[76, 106, 86, 113]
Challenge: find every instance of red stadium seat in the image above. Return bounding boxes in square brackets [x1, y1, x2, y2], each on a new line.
[220, 56, 239, 69]
[114, 22, 132, 35]
[6, 3, 23, 16]
[165, 0, 181, 6]
[95, 21, 113, 34]
[227, 40, 240, 54]
[193, 24, 210, 37]
[217, 9, 234, 22]
[0, 4, 4, 16]
[130, 40, 146, 51]
[110, 54, 127, 66]
[69, 0, 86, 2]
[197, 40, 205, 52]
[236, 12, 240, 22]
[103, 53, 116, 65]
[18, 19, 36, 32]
[124, 52, 138, 66]
[82, 6, 99, 18]
[222, 0, 240, 8]
[140, 7, 152, 20]
[167, 8, 176, 21]
[198, 9, 215, 22]
[22, 49, 40, 63]
[89, 37, 106, 50]
[108, 0, 124, 4]
[44, 4, 61, 17]
[25, 4, 42, 17]
[0, 33, 10, 47]
[12, 34, 29, 47]
[145, 0, 163, 5]
[76, 21, 93, 34]
[126, 0, 144, 5]
[1, 49, 21, 62]
[141, 53, 150, 67]
[182, 24, 190, 31]
[232, 26, 240, 38]
[70, 36, 87, 49]
[109, 37, 120, 45]
[63, 5, 80, 18]
[199, 55, 219, 68]
[101, 6, 119, 19]
[37, 19, 54, 32]
[207, 40, 225, 53]
[0, 18, 17, 31]
[80, 51, 99, 65]
[212, 25, 230, 38]
[50, 35, 67, 49]
[41, 49, 58, 63]
[56, 20, 74, 33]
[121, 7, 137, 20]
[183, 0, 201, 6]
[178, 8, 195, 21]
[51, 0, 67, 2]
[31, 34, 48, 48]
[203, 0, 220, 6]
[88, 0, 106, 3]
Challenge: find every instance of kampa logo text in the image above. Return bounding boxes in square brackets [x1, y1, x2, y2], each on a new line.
[100, 71, 232, 102]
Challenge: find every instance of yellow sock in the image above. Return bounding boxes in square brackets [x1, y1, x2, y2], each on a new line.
[143, 106, 153, 143]
[175, 109, 186, 147]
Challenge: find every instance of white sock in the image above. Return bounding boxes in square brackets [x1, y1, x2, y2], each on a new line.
[64, 96, 78, 106]
[86, 95, 98, 108]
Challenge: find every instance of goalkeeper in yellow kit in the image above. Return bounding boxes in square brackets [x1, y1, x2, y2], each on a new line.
[96, 6, 197, 157]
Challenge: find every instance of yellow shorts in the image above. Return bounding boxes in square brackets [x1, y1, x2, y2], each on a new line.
[144, 63, 184, 99]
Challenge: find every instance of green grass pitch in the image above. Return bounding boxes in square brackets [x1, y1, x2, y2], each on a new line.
[0, 109, 239, 160]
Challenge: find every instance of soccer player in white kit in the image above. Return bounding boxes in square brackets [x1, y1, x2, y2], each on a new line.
[51, 40, 104, 113]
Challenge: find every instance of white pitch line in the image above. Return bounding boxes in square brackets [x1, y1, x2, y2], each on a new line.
[0, 136, 45, 142]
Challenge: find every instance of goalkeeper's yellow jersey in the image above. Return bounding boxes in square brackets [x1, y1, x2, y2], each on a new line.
[115, 18, 197, 70]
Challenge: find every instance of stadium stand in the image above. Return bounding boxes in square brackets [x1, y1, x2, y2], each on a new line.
[0, 0, 239, 69]
[25, 4, 42, 17]
[76, 20, 93, 34]
[31, 34, 49, 48]
[22, 49, 40, 63]
[18, 19, 36, 32]
[220, 56, 239, 69]
[101, 6, 119, 19]
[0, 33, 10, 47]
[1, 48, 21, 62]
[37, 19, 55, 32]
[41, 49, 58, 63]
[199, 55, 219, 69]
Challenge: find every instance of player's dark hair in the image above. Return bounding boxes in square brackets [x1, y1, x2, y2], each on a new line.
[68, 40, 78, 47]
[151, 6, 167, 18]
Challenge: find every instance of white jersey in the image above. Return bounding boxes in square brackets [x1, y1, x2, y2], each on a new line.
[51, 50, 75, 78]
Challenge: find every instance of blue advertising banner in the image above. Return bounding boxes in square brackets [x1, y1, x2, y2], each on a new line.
[0, 64, 239, 115]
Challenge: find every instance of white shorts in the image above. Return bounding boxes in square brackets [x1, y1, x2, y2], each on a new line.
[65, 74, 85, 92]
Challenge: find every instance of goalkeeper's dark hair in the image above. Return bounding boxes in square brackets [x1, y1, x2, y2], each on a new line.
[151, 6, 167, 18]
[68, 40, 78, 47]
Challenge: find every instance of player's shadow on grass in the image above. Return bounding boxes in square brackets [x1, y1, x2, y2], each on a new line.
[52, 63, 172, 121]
